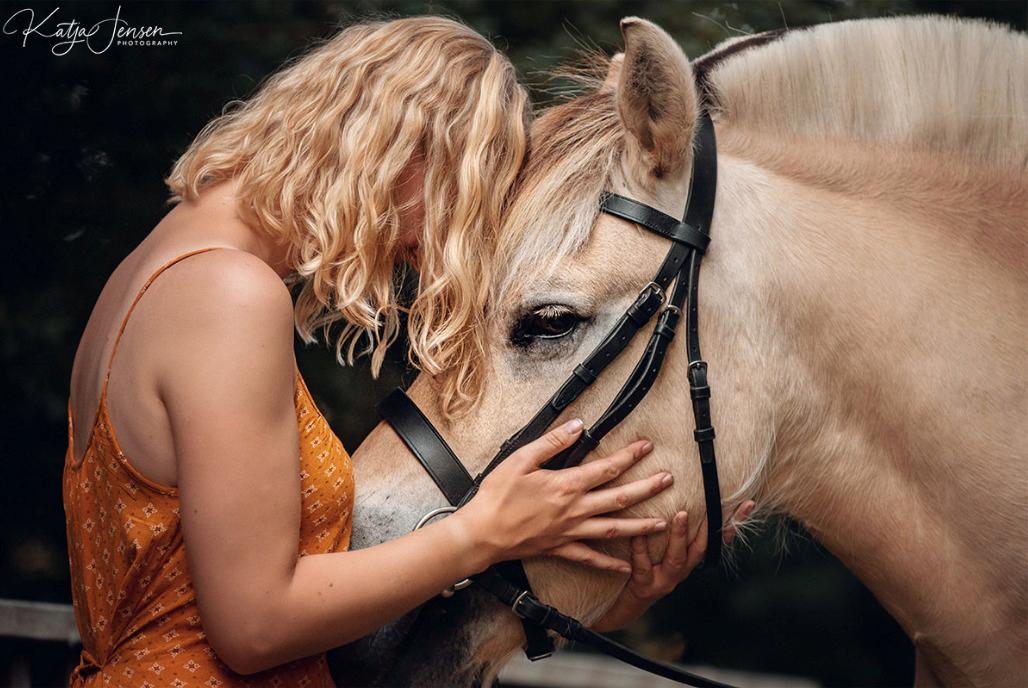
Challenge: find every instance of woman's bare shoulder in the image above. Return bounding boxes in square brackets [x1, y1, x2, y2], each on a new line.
[140, 247, 299, 476]
[107, 245, 299, 407]
[149, 247, 295, 357]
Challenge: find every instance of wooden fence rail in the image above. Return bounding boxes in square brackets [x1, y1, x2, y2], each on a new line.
[0, 598, 81, 687]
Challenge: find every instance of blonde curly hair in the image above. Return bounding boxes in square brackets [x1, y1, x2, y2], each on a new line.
[166, 16, 529, 415]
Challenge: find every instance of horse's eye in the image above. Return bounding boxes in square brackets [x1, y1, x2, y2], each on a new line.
[511, 305, 583, 347]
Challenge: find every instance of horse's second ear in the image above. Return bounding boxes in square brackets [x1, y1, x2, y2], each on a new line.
[617, 17, 698, 177]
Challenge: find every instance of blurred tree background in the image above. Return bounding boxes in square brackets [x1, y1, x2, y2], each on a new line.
[1, 1, 1022, 686]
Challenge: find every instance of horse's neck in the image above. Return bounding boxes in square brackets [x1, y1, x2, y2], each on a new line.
[718, 138, 1027, 678]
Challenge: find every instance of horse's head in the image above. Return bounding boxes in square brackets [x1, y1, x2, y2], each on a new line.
[333, 18, 778, 686]
[329, 15, 1028, 686]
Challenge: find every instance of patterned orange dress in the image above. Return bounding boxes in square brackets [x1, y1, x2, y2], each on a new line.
[63, 249, 354, 687]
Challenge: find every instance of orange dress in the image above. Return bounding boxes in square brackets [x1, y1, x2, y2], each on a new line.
[63, 248, 354, 687]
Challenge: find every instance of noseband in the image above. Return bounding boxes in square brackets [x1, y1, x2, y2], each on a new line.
[378, 112, 735, 688]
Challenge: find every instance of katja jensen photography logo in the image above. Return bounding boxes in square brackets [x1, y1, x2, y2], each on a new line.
[3, 5, 181, 56]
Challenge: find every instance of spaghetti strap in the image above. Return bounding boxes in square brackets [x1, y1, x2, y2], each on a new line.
[99, 247, 224, 399]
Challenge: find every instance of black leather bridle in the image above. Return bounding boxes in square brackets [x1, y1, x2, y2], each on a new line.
[377, 112, 735, 688]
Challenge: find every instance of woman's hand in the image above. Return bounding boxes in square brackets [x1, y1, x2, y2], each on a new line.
[590, 501, 756, 632]
[453, 419, 675, 575]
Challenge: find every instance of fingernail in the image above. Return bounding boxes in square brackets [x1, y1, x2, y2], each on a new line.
[618, 565, 631, 574]
[660, 473, 674, 486]
[562, 418, 584, 433]
[641, 440, 653, 452]
[655, 520, 668, 530]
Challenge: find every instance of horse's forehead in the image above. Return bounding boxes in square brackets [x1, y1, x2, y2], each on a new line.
[501, 213, 664, 308]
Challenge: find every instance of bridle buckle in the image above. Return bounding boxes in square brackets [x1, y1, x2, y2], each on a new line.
[641, 281, 665, 304]
[511, 590, 532, 617]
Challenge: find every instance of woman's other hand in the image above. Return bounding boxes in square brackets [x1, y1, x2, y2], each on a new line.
[590, 500, 757, 632]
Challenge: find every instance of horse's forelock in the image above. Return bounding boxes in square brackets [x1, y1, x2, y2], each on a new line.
[493, 88, 626, 310]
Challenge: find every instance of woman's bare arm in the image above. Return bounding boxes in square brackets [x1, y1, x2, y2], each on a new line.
[158, 252, 672, 674]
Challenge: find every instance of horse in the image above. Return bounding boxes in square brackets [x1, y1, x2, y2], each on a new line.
[331, 15, 1027, 687]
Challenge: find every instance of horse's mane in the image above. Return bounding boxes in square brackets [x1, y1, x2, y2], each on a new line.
[705, 16, 1028, 170]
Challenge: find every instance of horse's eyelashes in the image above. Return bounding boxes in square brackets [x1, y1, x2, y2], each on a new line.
[510, 305, 585, 348]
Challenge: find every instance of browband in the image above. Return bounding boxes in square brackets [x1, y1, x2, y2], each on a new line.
[600, 193, 711, 252]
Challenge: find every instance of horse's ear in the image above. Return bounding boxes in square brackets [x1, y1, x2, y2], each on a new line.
[601, 53, 624, 91]
[617, 17, 698, 177]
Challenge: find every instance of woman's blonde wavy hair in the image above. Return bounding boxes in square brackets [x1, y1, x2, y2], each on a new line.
[166, 16, 529, 415]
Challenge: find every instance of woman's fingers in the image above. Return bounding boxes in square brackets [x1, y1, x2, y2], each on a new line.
[723, 500, 756, 545]
[564, 440, 653, 491]
[568, 516, 668, 540]
[550, 542, 631, 574]
[662, 511, 693, 573]
[577, 469, 672, 517]
[629, 536, 655, 586]
[734, 500, 756, 525]
[685, 513, 709, 570]
[508, 418, 585, 471]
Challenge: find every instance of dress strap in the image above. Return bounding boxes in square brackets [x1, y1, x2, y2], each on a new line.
[100, 248, 224, 398]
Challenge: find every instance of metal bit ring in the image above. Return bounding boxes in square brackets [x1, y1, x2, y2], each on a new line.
[412, 506, 473, 597]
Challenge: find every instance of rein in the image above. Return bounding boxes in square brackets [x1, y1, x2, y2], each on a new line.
[377, 112, 735, 687]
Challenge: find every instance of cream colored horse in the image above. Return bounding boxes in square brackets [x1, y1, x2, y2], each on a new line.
[334, 16, 1027, 687]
